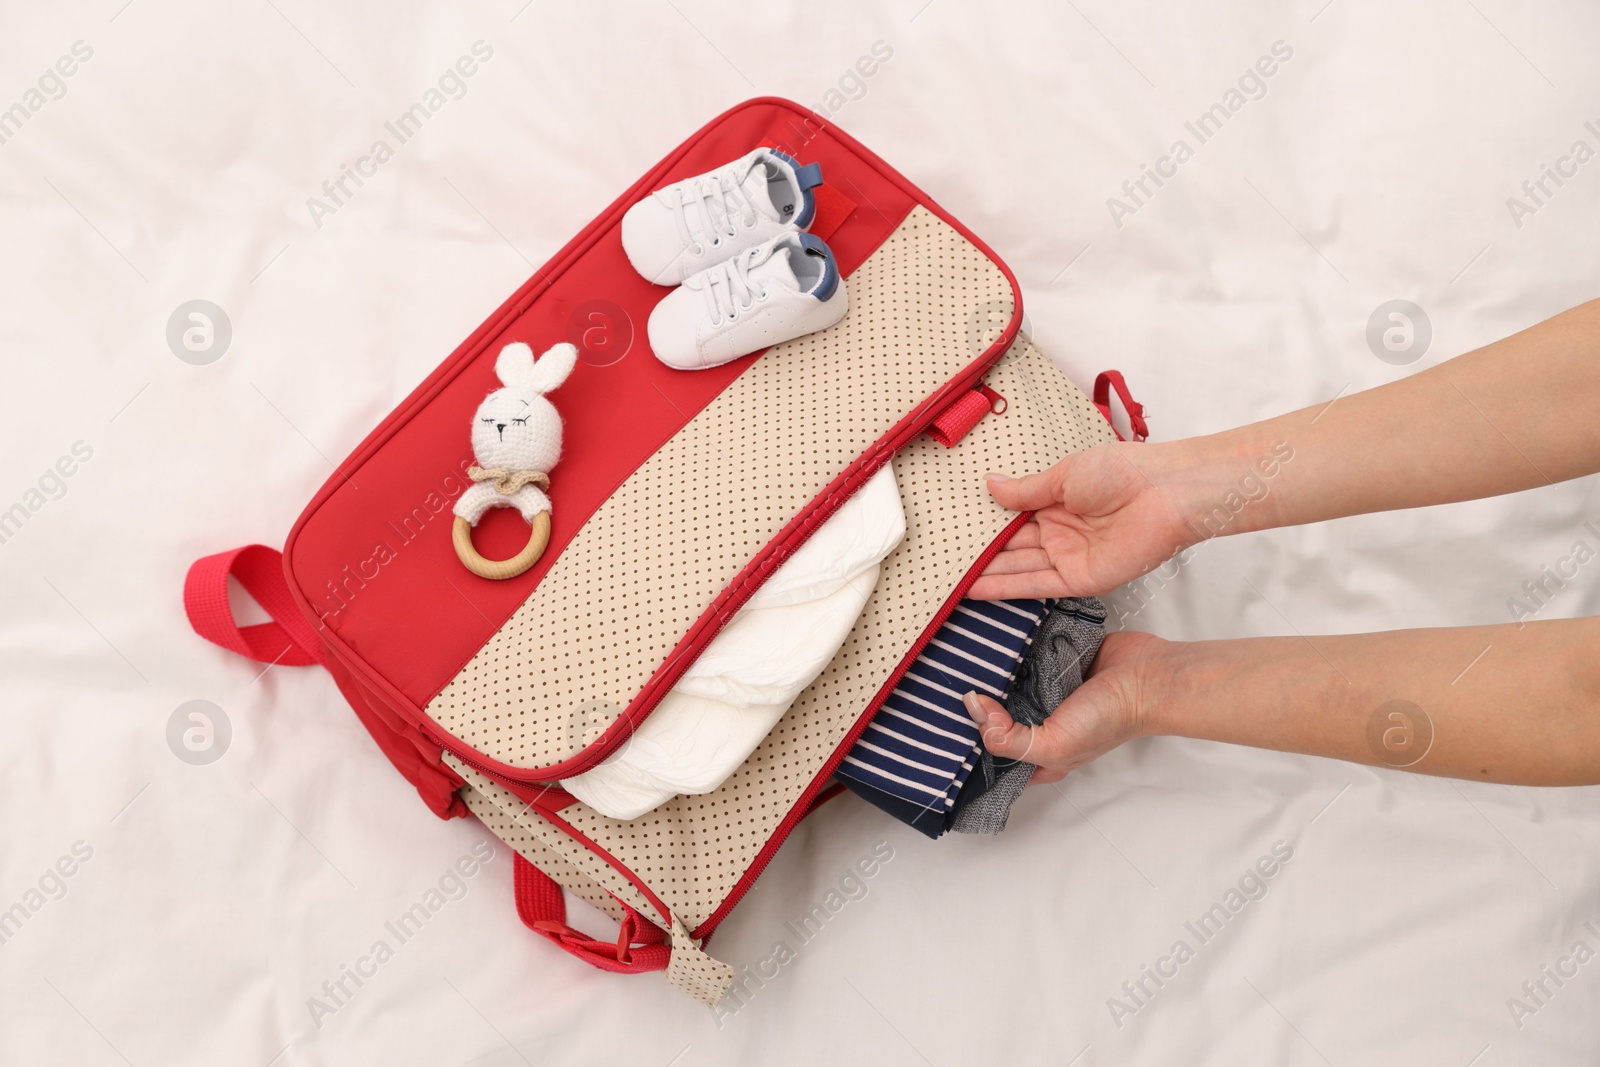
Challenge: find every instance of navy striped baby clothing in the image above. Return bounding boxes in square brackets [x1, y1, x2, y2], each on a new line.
[836, 597, 1050, 837]
[949, 597, 1108, 834]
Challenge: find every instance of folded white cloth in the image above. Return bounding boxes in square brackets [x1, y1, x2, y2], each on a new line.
[562, 464, 905, 819]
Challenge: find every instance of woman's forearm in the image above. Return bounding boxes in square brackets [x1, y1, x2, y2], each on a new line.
[1143, 616, 1600, 785]
[1184, 298, 1600, 535]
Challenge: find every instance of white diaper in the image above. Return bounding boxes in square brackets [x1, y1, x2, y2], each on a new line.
[562, 464, 905, 819]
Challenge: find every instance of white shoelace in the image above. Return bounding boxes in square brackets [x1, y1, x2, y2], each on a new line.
[671, 163, 763, 257]
[701, 247, 770, 326]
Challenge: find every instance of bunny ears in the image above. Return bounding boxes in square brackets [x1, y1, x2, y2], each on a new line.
[494, 341, 578, 396]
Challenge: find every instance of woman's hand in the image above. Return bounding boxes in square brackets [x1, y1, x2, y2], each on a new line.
[962, 618, 1600, 788]
[969, 442, 1224, 600]
[961, 630, 1163, 784]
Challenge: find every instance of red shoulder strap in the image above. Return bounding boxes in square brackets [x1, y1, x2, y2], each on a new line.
[513, 853, 670, 974]
[184, 545, 325, 666]
[1093, 370, 1148, 442]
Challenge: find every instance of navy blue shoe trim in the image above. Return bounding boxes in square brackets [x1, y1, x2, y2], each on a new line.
[797, 232, 839, 302]
[770, 149, 824, 229]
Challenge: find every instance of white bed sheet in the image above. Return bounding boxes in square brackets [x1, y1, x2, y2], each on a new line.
[3, 1, 1598, 1064]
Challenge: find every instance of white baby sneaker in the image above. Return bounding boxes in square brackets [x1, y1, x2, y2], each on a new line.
[647, 231, 847, 371]
[622, 147, 824, 286]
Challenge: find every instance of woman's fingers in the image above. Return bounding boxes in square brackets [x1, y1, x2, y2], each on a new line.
[961, 692, 1038, 759]
[971, 526, 1079, 601]
[967, 568, 1072, 601]
[962, 676, 1136, 772]
[961, 691, 1083, 772]
[981, 547, 1054, 575]
[984, 469, 1063, 511]
[953, 632, 1158, 792]
[998, 521, 1042, 550]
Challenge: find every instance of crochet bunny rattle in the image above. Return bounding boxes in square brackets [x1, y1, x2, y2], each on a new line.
[451, 340, 578, 580]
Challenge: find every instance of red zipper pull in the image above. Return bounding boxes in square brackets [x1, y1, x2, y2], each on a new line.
[927, 383, 1006, 448]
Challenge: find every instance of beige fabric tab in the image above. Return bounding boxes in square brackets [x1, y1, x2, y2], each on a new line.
[665, 916, 736, 1006]
[428, 206, 1016, 773]
[452, 334, 1116, 940]
[466, 783, 736, 1005]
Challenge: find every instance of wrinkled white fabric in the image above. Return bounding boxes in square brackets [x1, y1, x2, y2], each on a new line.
[9, 5, 1600, 1064]
[563, 464, 904, 818]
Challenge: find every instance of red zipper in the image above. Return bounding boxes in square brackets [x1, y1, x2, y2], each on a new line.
[437, 513, 1030, 963]
[279, 97, 1035, 791]
[442, 745, 575, 806]
[691, 510, 1032, 941]
[415, 343, 1019, 786]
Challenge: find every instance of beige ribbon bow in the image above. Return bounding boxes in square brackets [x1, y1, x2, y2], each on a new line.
[468, 466, 550, 495]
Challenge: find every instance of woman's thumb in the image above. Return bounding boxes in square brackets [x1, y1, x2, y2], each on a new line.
[962, 692, 1037, 761]
[984, 469, 1059, 511]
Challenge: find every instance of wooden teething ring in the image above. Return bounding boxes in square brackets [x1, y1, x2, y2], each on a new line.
[453, 511, 551, 580]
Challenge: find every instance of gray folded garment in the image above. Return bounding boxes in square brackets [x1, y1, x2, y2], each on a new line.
[950, 597, 1107, 835]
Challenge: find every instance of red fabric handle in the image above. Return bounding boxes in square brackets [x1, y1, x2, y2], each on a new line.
[184, 545, 325, 666]
[513, 854, 670, 974]
[1093, 370, 1148, 442]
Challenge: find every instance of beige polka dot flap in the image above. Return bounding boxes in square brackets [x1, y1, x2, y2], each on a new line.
[426, 206, 1026, 777]
[452, 332, 1116, 1005]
